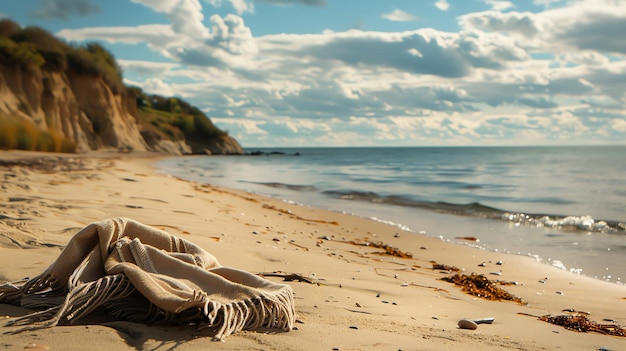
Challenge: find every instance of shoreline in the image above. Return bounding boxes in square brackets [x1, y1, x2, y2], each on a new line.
[156, 153, 626, 284]
[1, 150, 625, 350]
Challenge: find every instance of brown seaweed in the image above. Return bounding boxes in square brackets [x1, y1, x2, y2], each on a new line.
[431, 261, 460, 272]
[341, 240, 413, 258]
[366, 241, 413, 258]
[538, 314, 625, 337]
[441, 273, 525, 304]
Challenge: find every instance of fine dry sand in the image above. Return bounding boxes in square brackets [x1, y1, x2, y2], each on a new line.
[0, 150, 625, 351]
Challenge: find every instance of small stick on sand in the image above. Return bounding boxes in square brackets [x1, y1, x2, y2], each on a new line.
[257, 271, 319, 284]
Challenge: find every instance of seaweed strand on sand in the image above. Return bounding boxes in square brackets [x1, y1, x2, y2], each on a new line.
[441, 272, 525, 304]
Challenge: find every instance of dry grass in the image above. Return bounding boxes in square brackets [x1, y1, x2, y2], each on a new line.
[0, 115, 76, 153]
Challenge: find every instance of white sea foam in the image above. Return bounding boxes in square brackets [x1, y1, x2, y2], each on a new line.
[502, 213, 612, 233]
[368, 217, 413, 232]
[550, 259, 566, 270]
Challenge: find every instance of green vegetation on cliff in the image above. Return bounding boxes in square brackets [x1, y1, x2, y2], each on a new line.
[0, 18, 124, 93]
[128, 87, 228, 147]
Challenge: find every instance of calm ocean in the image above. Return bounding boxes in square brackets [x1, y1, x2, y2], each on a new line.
[156, 146, 626, 283]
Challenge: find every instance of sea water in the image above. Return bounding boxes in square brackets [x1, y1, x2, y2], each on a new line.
[156, 146, 626, 283]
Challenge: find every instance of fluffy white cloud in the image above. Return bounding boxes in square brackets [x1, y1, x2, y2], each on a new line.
[434, 0, 450, 11]
[118, 60, 181, 82]
[482, 0, 515, 11]
[142, 77, 176, 96]
[205, 0, 324, 14]
[205, 0, 253, 14]
[131, 0, 208, 38]
[461, 0, 626, 54]
[381, 9, 418, 22]
[207, 14, 257, 55]
[58, 24, 178, 46]
[612, 119, 626, 133]
[533, 0, 563, 8]
[459, 11, 540, 38]
[230, 0, 253, 13]
[56, 0, 626, 147]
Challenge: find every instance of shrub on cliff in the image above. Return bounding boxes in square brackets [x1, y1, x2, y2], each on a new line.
[0, 19, 123, 92]
[9, 25, 67, 71]
[0, 37, 45, 67]
[0, 115, 76, 153]
[0, 18, 21, 37]
[66, 43, 124, 93]
[128, 87, 228, 146]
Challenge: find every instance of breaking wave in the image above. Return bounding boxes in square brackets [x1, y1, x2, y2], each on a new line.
[321, 190, 625, 234]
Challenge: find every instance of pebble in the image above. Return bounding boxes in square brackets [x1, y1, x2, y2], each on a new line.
[458, 319, 478, 330]
[474, 317, 495, 325]
[24, 344, 49, 350]
[478, 262, 486, 267]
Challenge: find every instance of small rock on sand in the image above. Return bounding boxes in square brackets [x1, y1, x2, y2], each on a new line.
[458, 319, 478, 330]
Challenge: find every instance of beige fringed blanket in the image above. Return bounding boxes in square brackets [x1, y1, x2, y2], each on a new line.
[0, 218, 296, 340]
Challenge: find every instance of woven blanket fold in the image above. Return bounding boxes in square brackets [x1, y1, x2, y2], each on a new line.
[0, 218, 296, 340]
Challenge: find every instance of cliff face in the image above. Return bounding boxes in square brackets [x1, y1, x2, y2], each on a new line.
[0, 63, 148, 152]
[0, 63, 243, 154]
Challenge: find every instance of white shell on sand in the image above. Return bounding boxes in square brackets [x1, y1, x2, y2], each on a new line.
[458, 319, 478, 330]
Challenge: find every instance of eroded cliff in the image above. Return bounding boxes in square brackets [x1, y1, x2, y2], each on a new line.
[0, 19, 242, 155]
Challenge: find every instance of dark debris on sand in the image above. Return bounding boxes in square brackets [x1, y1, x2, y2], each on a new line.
[539, 314, 626, 337]
[441, 273, 525, 304]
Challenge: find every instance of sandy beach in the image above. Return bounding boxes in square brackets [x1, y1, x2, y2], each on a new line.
[1, 151, 625, 351]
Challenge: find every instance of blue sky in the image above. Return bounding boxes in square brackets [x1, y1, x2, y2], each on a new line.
[2, 0, 625, 147]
